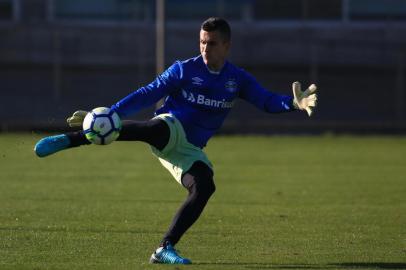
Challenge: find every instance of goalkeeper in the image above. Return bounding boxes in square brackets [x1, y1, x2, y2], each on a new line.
[34, 17, 317, 264]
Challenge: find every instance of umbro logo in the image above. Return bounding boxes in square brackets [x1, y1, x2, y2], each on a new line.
[191, 77, 204, 86]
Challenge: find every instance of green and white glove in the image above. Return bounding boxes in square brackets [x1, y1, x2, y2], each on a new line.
[66, 110, 88, 127]
[292, 81, 318, 117]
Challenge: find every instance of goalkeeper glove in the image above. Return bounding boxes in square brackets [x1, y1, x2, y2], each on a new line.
[292, 81, 318, 117]
[66, 110, 88, 127]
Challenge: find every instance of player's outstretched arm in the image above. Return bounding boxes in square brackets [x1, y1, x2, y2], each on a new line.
[292, 81, 318, 116]
[66, 110, 88, 127]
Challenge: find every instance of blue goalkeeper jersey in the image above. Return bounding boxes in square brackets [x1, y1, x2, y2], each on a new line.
[111, 55, 295, 148]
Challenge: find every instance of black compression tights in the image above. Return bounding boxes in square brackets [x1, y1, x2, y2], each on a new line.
[162, 161, 215, 246]
[67, 119, 170, 151]
[66, 119, 215, 247]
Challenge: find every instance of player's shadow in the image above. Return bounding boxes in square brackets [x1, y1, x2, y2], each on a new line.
[196, 262, 406, 269]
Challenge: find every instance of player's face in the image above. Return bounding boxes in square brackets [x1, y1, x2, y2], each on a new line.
[200, 30, 230, 71]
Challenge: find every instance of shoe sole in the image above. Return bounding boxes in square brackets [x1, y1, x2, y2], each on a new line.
[149, 253, 191, 264]
[149, 253, 161, 264]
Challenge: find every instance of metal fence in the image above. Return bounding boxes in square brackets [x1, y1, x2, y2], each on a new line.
[1, 0, 405, 134]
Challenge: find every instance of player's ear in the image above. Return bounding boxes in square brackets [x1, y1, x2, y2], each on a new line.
[224, 40, 231, 51]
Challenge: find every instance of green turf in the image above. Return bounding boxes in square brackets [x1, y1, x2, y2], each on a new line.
[0, 133, 405, 270]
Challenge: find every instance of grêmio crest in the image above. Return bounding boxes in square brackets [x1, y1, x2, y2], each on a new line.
[225, 79, 237, 93]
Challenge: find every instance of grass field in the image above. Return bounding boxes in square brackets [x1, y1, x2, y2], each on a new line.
[0, 133, 405, 270]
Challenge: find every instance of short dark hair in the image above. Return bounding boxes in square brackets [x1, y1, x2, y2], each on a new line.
[201, 17, 231, 42]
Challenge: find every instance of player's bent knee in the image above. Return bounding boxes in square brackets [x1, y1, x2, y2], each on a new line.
[182, 161, 215, 199]
[201, 178, 216, 197]
[191, 176, 216, 199]
[182, 173, 215, 199]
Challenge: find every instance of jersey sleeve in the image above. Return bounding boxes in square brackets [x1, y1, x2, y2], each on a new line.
[111, 61, 183, 118]
[239, 70, 295, 113]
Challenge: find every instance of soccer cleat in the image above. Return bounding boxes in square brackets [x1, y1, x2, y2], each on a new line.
[34, 134, 71, 158]
[149, 244, 192, 264]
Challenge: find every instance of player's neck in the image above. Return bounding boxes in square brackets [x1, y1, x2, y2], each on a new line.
[206, 61, 226, 74]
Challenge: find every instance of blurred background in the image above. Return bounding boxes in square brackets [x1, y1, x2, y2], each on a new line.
[0, 0, 405, 134]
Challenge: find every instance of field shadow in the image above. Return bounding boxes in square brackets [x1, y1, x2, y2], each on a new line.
[196, 262, 325, 269]
[0, 226, 163, 235]
[331, 263, 406, 269]
[196, 262, 406, 269]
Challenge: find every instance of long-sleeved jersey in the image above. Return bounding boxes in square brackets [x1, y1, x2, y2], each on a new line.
[111, 55, 295, 148]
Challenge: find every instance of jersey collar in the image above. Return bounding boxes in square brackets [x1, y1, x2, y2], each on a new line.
[203, 59, 228, 75]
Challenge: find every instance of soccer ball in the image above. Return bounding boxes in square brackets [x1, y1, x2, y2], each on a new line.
[82, 107, 121, 145]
